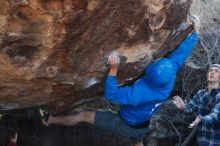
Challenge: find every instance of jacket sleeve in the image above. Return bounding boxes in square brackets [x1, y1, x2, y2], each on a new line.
[184, 91, 201, 113]
[105, 75, 151, 106]
[167, 32, 198, 71]
[200, 96, 220, 125]
[104, 75, 135, 105]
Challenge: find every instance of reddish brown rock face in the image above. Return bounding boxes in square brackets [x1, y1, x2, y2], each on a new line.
[0, 0, 193, 111]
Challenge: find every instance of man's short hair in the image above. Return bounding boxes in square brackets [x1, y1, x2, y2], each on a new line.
[209, 64, 220, 70]
[0, 115, 17, 146]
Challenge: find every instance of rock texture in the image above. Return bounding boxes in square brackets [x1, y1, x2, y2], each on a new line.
[0, 0, 193, 111]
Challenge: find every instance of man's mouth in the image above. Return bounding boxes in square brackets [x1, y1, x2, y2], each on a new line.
[209, 76, 214, 79]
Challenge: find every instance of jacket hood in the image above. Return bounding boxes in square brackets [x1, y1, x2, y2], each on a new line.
[145, 58, 176, 88]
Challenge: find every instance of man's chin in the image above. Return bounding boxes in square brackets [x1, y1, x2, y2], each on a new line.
[208, 79, 215, 83]
[208, 80, 220, 84]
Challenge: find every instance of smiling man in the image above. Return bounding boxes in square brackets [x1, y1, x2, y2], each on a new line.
[173, 64, 220, 146]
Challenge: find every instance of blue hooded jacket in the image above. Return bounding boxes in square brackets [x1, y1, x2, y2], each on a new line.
[105, 32, 198, 125]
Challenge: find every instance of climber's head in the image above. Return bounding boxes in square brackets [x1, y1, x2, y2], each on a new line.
[145, 58, 176, 88]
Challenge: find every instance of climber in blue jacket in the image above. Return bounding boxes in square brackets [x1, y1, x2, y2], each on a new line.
[105, 30, 199, 127]
[40, 15, 200, 146]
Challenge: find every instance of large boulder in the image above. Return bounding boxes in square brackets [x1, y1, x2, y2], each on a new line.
[0, 0, 193, 111]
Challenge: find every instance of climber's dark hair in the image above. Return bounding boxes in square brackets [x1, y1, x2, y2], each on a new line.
[0, 115, 17, 146]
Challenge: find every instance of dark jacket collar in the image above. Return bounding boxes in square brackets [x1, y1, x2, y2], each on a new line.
[205, 87, 220, 94]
